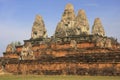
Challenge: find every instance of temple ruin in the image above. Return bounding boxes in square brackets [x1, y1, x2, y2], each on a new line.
[0, 3, 120, 75]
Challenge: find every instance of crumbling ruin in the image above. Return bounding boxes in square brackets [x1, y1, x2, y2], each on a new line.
[92, 18, 105, 36]
[1, 3, 120, 75]
[31, 15, 48, 39]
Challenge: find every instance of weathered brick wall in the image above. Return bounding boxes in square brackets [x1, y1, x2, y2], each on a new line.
[4, 42, 119, 59]
[16, 46, 22, 53]
[2, 42, 120, 75]
[2, 51, 120, 75]
[4, 62, 120, 75]
[4, 53, 19, 59]
[77, 42, 95, 49]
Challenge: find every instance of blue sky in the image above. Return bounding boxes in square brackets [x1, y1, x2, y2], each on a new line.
[0, 0, 120, 56]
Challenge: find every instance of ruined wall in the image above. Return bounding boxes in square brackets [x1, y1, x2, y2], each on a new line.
[16, 46, 22, 53]
[31, 42, 95, 57]
[2, 51, 120, 75]
[4, 61, 120, 75]
[77, 42, 94, 49]
[4, 41, 119, 59]
[4, 53, 19, 59]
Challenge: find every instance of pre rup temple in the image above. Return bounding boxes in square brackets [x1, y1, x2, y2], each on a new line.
[1, 3, 120, 75]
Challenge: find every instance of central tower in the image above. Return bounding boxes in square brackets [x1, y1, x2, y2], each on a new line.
[54, 3, 90, 38]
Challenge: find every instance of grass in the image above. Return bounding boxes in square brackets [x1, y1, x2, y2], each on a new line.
[0, 75, 120, 80]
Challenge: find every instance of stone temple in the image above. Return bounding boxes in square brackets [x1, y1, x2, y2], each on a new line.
[1, 3, 120, 75]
